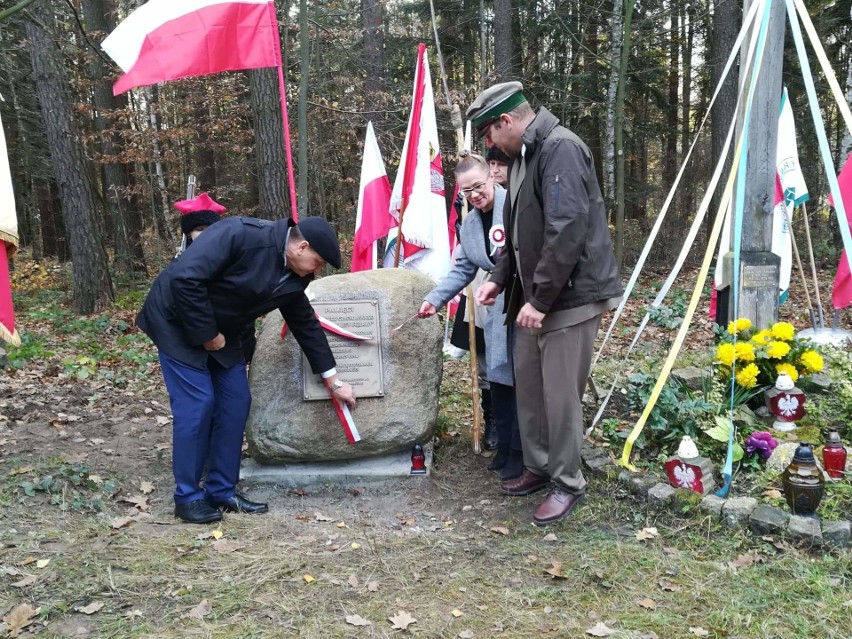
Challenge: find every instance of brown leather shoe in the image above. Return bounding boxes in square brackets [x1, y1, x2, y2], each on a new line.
[500, 469, 550, 496]
[532, 486, 584, 526]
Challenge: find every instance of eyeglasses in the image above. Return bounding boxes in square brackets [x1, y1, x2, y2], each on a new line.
[460, 178, 491, 196]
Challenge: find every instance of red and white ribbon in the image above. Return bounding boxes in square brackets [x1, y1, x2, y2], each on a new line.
[280, 312, 366, 444]
[489, 224, 506, 256]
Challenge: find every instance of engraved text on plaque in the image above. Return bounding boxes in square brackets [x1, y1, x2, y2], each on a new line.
[302, 300, 384, 400]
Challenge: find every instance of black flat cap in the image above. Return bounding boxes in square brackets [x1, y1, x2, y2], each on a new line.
[297, 217, 342, 268]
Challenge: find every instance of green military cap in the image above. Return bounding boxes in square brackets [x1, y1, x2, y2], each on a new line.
[466, 81, 527, 137]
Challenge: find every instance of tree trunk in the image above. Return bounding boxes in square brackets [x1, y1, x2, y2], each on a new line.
[493, 0, 516, 81]
[603, 0, 623, 209]
[298, 0, 309, 218]
[249, 69, 289, 220]
[662, 5, 679, 201]
[25, 7, 114, 313]
[710, 0, 739, 237]
[82, 0, 147, 276]
[680, 4, 695, 222]
[362, 0, 385, 130]
[840, 6, 852, 166]
[613, 0, 635, 270]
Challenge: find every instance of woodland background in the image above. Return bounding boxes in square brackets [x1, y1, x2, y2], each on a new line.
[2, 0, 852, 314]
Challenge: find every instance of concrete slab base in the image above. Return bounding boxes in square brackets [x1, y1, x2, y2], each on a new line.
[239, 447, 433, 489]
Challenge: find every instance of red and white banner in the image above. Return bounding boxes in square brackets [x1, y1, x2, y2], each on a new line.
[383, 44, 450, 283]
[0, 110, 20, 346]
[352, 122, 394, 272]
[102, 0, 280, 95]
[831, 157, 852, 309]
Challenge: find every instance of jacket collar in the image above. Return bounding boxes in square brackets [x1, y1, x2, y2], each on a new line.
[521, 107, 560, 156]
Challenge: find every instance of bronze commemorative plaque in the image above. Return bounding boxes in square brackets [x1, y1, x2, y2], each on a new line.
[302, 300, 384, 400]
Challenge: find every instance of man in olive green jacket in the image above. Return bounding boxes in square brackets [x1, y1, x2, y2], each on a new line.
[472, 82, 622, 526]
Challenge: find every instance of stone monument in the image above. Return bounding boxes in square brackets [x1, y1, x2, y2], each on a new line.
[245, 269, 444, 464]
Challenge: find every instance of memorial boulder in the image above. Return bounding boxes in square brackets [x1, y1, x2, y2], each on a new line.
[246, 269, 444, 463]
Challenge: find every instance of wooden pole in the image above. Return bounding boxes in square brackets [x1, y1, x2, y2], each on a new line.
[800, 202, 825, 328]
[428, 0, 482, 452]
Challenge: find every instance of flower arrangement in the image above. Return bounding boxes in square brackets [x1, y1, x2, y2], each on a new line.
[744, 431, 779, 460]
[715, 319, 824, 393]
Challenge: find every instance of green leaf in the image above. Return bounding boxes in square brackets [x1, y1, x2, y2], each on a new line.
[733, 442, 744, 462]
[705, 416, 732, 442]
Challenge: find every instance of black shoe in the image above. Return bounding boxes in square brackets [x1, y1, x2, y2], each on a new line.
[208, 493, 269, 514]
[487, 446, 510, 471]
[175, 499, 223, 524]
[499, 449, 524, 481]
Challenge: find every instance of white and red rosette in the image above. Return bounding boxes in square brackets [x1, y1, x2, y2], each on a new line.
[488, 224, 506, 255]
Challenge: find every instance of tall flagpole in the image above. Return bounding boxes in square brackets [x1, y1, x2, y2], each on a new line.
[269, 1, 299, 220]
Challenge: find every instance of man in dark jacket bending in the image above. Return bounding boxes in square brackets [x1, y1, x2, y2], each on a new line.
[472, 82, 623, 526]
[137, 216, 356, 524]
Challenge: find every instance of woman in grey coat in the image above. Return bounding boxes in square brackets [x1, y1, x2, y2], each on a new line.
[418, 154, 523, 480]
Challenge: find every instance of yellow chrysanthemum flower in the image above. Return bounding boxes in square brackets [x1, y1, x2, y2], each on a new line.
[735, 363, 760, 389]
[770, 322, 795, 341]
[766, 341, 791, 359]
[750, 330, 772, 345]
[716, 343, 736, 367]
[775, 363, 799, 382]
[799, 350, 823, 374]
[727, 318, 753, 335]
[734, 342, 756, 362]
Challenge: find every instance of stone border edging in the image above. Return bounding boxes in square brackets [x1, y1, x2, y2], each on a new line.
[580, 446, 851, 549]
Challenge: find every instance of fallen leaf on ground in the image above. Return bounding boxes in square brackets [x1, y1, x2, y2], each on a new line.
[212, 539, 244, 554]
[75, 602, 104, 615]
[451, 608, 463, 617]
[140, 481, 155, 494]
[35, 559, 50, 569]
[389, 610, 416, 630]
[303, 574, 315, 583]
[345, 614, 371, 626]
[635, 527, 659, 541]
[9, 466, 33, 476]
[11, 575, 37, 588]
[351, 542, 361, 549]
[762, 488, 782, 499]
[196, 530, 224, 541]
[658, 579, 679, 592]
[490, 526, 509, 535]
[111, 516, 138, 529]
[728, 554, 755, 571]
[458, 631, 475, 638]
[367, 581, 379, 592]
[2, 603, 39, 636]
[188, 599, 211, 619]
[314, 511, 333, 522]
[542, 533, 558, 542]
[689, 627, 710, 637]
[17, 557, 36, 566]
[155, 416, 170, 425]
[336, 521, 347, 528]
[637, 598, 656, 610]
[348, 575, 359, 588]
[544, 561, 567, 579]
[120, 495, 150, 511]
[585, 622, 615, 636]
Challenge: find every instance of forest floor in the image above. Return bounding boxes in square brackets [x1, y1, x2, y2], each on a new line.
[0, 257, 850, 638]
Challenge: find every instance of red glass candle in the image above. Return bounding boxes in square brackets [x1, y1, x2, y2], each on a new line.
[410, 442, 427, 475]
[822, 429, 848, 479]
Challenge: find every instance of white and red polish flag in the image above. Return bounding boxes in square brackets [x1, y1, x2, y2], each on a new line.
[383, 43, 450, 283]
[101, 0, 281, 96]
[352, 122, 394, 272]
[830, 158, 852, 309]
[0, 110, 20, 346]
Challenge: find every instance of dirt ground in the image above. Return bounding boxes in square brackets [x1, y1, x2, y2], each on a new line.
[1, 356, 850, 639]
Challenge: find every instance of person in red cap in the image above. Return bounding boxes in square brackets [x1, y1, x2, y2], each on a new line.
[137, 214, 356, 524]
[174, 192, 227, 255]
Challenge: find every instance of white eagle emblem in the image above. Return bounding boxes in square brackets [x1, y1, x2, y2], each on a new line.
[778, 394, 799, 417]
[673, 464, 696, 489]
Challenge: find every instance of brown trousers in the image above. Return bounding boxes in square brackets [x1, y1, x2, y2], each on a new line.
[513, 313, 601, 494]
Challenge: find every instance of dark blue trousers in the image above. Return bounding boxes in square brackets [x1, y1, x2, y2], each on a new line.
[159, 352, 251, 505]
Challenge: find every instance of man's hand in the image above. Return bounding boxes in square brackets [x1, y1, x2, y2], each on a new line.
[418, 301, 438, 318]
[332, 382, 357, 408]
[203, 333, 226, 351]
[516, 303, 545, 329]
[475, 282, 503, 306]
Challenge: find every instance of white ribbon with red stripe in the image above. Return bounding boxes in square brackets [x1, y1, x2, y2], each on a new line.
[280, 312, 367, 444]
